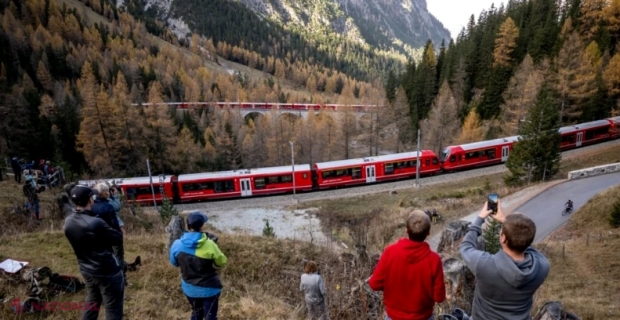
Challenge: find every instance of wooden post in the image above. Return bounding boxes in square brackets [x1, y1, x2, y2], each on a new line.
[562, 244, 565, 259]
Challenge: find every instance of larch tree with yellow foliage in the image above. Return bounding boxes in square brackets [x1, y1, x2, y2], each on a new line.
[493, 17, 520, 68]
[458, 110, 485, 144]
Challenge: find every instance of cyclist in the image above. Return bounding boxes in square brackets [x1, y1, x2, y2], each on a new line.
[565, 200, 573, 212]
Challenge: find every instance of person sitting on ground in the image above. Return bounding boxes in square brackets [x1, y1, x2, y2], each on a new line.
[459, 200, 550, 320]
[63, 185, 124, 320]
[300, 260, 329, 320]
[367, 210, 446, 320]
[170, 212, 227, 320]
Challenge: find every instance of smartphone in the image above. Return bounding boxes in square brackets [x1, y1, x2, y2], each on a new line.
[488, 193, 499, 214]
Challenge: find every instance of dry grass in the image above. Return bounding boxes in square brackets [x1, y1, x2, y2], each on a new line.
[532, 185, 620, 319]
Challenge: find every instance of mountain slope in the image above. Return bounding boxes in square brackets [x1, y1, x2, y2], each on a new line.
[122, 0, 451, 81]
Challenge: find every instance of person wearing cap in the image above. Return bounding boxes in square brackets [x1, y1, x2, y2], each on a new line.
[64, 185, 124, 320]
[170, 212, 227, 320]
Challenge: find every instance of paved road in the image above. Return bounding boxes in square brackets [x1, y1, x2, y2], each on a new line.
[514, 171, 620, 243]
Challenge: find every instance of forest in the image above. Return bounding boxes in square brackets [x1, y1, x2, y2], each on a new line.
[0, 0, 619, 180]
[387, 0, 620, 156]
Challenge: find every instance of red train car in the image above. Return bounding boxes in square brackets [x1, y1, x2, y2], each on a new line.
[314, 150, 441, 189]
[118, 175, 177, 204]
[558, 119, 613, 150]
[606, 116, 620, 139]
[441, 136, 520, 172]
[176, 164, 313, 202]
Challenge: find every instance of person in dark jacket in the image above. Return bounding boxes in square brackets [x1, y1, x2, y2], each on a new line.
[23, 172, 45, 220]
[11, 157, 21, 183]
[64, 185, 124, 320]
[170, 212, 227, 320]
[91, 182, 121, 232]
[459, 200, 550, 320]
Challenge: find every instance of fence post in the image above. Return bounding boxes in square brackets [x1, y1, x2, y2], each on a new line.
[562, 244, 565, 259]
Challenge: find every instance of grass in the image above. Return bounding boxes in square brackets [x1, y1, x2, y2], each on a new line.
[533, 185, 620, 319]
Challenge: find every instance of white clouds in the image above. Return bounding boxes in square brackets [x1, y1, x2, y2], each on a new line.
[427, 0, 508, 41]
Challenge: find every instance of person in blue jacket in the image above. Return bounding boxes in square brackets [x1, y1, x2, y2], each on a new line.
[170, 212, 227, 320]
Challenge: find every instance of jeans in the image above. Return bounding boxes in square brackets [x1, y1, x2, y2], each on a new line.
[186, 293, 220, 320]
[81, 270, 124, 320]
[31, 200, 40, 219]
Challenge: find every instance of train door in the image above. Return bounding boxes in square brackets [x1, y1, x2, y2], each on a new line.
[576, 132, 583, 147]
[501, 146, 510, 162]
[240, 178, 252, 197]
[366, 165, 376, 183]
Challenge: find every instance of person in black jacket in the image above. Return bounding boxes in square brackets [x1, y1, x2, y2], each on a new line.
[64, 185, 124, 320]
[11, 156, 21, 183]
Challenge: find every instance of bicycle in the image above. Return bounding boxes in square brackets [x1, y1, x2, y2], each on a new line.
[561, 206, 573, 216]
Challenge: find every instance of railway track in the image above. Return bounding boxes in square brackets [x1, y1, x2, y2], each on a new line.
[174, 138, 620, 212]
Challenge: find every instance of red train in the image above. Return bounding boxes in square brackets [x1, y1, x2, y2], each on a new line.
[78, 116, 620, 205]
[134, 102, 379, 112]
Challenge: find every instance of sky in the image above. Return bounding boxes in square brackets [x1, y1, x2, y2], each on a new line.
[427, 0, 509, 40]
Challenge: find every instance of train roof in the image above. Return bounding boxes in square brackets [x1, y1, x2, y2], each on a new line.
[77, 178, 125, 187]
[559, 119, 612, 134]
[446, 136, 520, 152]
[118, 175, 176, 186]
[607, 116, 620, 124]
[178, 164, 312, 181]
[314, 151, 427, 170]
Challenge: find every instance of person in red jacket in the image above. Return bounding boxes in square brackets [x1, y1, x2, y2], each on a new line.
[368, 210, 446, 320]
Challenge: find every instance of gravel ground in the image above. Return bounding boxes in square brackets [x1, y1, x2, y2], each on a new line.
[175, 139, 620, 212]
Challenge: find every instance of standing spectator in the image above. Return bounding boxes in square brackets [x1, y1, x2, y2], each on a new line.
[107, 183, 124, 233]
[459, 200, 550, 320]
[300, 260, 329, 320]
[23, 172, 45, 220]
[92, 182, 124, 281]
[64, 185, 124, 320]
[170, 212, 227, 320]
[11, 156, 21, 183]
[367, 210, 446, 320]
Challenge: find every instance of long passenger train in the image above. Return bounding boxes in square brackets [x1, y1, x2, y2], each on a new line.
[80, 116, 620, 205]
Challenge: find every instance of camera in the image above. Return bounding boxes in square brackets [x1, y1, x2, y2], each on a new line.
[488, 193, 499, 214]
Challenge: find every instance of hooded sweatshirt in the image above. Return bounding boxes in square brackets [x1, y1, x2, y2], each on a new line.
[169, 232, 227, 298]
[459, 217, 550, 320]
[368, 238, 445, 320]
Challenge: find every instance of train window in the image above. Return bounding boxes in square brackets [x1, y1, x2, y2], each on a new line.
[254, 178, 266, 189]
[562, 135, 575, 143]
[432, 157, 438, 165]
[385, 163, 394, 174]
[410, 160, 417, 167]
[213, 180, 234, 193]
[440, 149, 450, 162]
[449, 155, 456, 163]
[322, 171, 334, 179]
[126, 187, 161, 199]
[585, 128, 609, 140]
[281, 175, 292, 182]
[425, 159, 430, 165]
[268, 176, 279, 184]
[352, 168, 361, 179]
[486, 149, 495, 159]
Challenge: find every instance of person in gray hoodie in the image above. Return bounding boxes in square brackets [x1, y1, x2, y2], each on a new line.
[459, 200, 550, 320]
[300, 260, 329, 320]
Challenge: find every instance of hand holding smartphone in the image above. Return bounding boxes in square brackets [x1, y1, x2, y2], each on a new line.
[488, 193, 499, 214]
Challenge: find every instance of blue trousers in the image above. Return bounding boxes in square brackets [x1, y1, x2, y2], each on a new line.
[186, 293, 220, 320]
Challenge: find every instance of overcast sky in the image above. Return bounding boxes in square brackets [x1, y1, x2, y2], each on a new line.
[427, 0, 508, 40]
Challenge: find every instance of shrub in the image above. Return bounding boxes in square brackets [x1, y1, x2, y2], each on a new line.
[263, 219, 275, 237]
[483, 219, 502, 254]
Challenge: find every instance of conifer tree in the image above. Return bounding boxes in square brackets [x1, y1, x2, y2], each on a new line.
[505, 83, 562, 185]
[493, 17, 520, 68]
[421, 81, 460, 155]
[457, 109, 484, 143]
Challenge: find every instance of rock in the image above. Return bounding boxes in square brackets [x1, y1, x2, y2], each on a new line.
[437, 220, 471, 253]
[532, 301, 582, 320]
[389, 190, 398, 195]
[165, 215, 185, 250]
